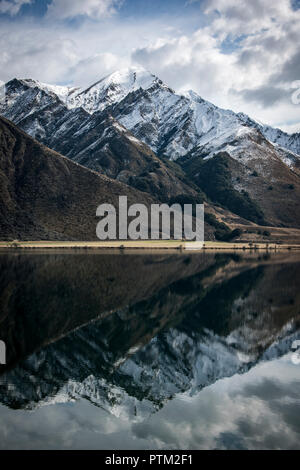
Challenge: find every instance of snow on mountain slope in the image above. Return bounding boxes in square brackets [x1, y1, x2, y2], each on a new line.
[60, 67, 300, 163]
[59, 67, 300, 162]
[0, 75, 203, 203]
[45, 110, 199, 201]
[237, 112, 300, 157]
[0, 78, 80, 114]
[65, 66, 164, 113]
[18, 79, 81, 104]
[108, 80, 300, 167]
[0, 78, 73, 136]
[1, 68, 299, 164]
[1, 67, 300, 229]
[0, 316, 298, 421]
[107, 80, 248, 160]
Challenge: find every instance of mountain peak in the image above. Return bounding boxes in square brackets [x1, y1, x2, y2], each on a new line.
[4, 77, 80, 105]
[2, 68, 299, 156]
[85, 65, 158, 92]
[66, 65, 161, 114]
[103, 65, 156, 84]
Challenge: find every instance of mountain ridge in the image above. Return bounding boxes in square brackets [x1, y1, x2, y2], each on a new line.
[3, 67, 299, 156]
[1, 67, 300, 233]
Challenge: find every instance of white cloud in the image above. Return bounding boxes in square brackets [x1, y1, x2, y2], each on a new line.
[132, 30, 237, 102]
[0, 0, 32, 16]
[202, 0, 294, 39]
[0, 0, 299, 131]
[131, 0, 300, 130]
[0, 17, 162, 86]
[68, 52, 128, 87]
[46, 0, 121, 20]
[0, 355, 299, 450]
[0, 24, 78, 83]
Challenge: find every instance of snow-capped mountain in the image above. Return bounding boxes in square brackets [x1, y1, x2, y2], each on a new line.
[0, 75, 199, 202]
[1, 67, 299, 162]
[60, 68, 299, 159]
[1, 66, 300, 229]
[237, 112, 300, 157]
[65, 66, 166, 114]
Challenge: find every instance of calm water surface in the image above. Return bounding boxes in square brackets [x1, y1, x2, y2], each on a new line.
[0, 250, 299, 449]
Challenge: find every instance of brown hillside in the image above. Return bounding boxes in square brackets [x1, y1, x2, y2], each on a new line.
[0, 116, 156, 240]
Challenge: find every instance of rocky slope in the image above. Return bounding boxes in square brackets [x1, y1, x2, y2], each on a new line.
[4, 68, 298, 163]
[1, 67, 300, 230]
[0, 115, 155, 240]
[0, 77, 200, 202]
[238, 112, 300, 157]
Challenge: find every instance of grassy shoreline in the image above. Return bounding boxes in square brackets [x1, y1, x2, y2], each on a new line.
[1, 240, 300, 251]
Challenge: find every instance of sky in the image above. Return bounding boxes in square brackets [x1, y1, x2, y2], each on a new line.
[0, 0, 300, 132]
[0, 354, 300, 449]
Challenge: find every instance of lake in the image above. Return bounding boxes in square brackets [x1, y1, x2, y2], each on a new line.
[0, 250, 299, 450]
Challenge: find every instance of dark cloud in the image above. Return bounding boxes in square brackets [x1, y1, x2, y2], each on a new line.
[236, 377, 300, 400]
[215, 431, 246, 450]
[0, 357, 300, 450]
[237, 48, 268, 67]
[273, 50, 300, 84]
[230, 86, 290, 107]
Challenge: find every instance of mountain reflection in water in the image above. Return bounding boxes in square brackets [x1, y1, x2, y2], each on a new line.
[0, 251, 299, 449]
